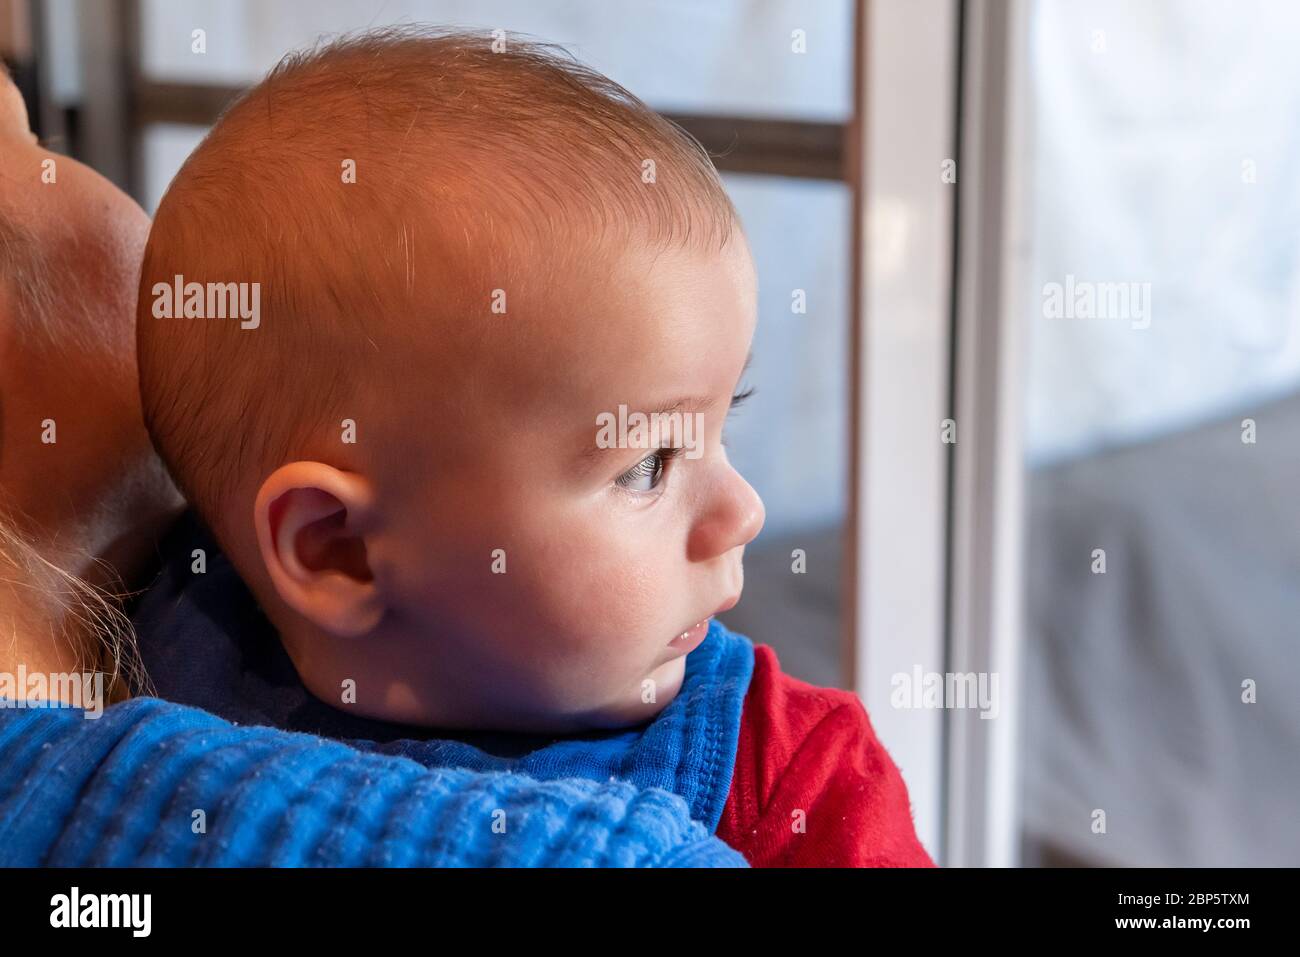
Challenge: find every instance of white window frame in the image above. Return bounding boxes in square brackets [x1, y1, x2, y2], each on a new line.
[850, 0, 1030, 867]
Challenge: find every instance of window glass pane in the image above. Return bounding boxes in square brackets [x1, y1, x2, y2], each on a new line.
[139, 0, 852, 120]
[715, 173, 849, 687]
[1018, 0, 1300, 866]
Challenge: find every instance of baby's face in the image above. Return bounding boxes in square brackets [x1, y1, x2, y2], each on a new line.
[364, 232, 764, 732]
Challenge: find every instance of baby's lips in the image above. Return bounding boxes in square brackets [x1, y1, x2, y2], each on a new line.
[668, 594, 740, 649]
[669, 618, 711, 650]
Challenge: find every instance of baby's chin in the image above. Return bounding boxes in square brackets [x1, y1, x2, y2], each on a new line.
[574, 656, 688, 732]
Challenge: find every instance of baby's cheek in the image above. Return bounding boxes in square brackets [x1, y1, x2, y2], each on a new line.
[540, 562, 650, 639]
[577, 545, 668, 633]
[510, 554, 668, 678]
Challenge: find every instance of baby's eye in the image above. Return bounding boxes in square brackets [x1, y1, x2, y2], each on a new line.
[615, 451, 666, 492]
[614, 448, 680, 493]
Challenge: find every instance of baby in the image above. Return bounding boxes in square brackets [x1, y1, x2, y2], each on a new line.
[135, 28, 932, 867]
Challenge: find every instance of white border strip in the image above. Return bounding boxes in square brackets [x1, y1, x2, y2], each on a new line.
[852, 0, 959, 862]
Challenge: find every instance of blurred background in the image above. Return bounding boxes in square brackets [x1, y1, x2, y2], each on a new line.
[3, 0, 1296, 868]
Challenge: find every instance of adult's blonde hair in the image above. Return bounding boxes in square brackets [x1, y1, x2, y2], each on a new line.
[0, 511, 151, 702]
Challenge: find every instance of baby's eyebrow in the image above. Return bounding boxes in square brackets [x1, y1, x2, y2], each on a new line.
[576, 395, 720, 466]
[644, 395, 720, 417]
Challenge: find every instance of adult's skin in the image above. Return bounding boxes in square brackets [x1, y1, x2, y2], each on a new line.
[0, 69, 183, 681]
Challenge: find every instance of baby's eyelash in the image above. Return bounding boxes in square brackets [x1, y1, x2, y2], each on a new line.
[730, 385, 756, 409]
[723, 386, 755, 448]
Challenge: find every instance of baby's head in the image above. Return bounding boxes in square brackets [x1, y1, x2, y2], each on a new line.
[137, 28, 764, 733]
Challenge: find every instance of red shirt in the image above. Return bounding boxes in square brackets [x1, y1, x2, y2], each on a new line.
[716, 644, 937, 867]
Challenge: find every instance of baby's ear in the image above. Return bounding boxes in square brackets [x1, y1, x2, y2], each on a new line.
[253, 462, 383, 638]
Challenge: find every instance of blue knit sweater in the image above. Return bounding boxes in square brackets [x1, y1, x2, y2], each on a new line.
[0, 695, 747, 867]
